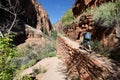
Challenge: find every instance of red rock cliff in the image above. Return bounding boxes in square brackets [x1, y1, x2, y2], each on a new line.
[72, 0, 115, 17]
[0, 0, 52, 44]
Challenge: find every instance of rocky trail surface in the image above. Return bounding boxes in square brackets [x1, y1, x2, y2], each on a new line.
[57, 35, 120, 80]
[20, 35, 120, 80]
[20, 57, 68, 80]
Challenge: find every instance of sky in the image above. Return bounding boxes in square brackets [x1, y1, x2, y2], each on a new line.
[37, 0, 75, 24]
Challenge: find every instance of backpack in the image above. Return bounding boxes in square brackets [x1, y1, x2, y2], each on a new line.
[84, 32, 91, 40]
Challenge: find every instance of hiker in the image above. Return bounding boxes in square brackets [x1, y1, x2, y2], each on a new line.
[79, 32, 84, 45]
[80, 24, 92, 52]
[83, 30, 92, 52]
[79, 24, 87, 44]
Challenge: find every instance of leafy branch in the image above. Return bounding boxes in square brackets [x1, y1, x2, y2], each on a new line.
[0, 0, 23, 34]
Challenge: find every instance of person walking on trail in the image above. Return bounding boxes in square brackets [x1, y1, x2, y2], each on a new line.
[79, 32, 84, 46]
[83, 30, 92, 52]
[79, 25, 86, 45]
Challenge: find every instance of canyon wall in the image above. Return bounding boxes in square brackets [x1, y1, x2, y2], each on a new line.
[0, 0, 52, 44]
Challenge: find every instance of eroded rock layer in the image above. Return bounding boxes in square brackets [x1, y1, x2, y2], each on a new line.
[0, 0, 52, 44]
[57, 35, 120, 80]
[72, 0, 115, 17]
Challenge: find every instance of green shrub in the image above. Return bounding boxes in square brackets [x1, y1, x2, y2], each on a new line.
[40, 42, 56, 58]
[115, 0, 120, 21]
[22, 75, 32, 80]
[0, 34, 18, 80]
[90, 41, 109, 56]
[93, 2, 116, 27]
[27, 59, 36, 67]
[61, 9, 74, 26]
[11, 57, 22, 69]
[20, 64, 28, 70]
[115, 0, 120, 10]
[91, 41, 102, 52]
[48, 51, 56, 57]
[16, 34, 56, 71]
[51, 30, 57, 40]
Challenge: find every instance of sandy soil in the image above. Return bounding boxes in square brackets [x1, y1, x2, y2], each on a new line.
[20, 57, 68, 80]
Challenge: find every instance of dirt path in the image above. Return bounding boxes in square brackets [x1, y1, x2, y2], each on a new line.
[20, 57, 67, 80]
[37, 57, 67, 80]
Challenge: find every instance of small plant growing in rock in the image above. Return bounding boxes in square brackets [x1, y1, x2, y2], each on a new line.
[22, 75, 32, 80]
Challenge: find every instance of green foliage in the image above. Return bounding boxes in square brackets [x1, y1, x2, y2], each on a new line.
[20, 64, 28, 70]
[91, 41, 102, 52]
[115, 0, 120, 10]
[61, 9, 74, 26]
[48, 51, 56, 57]
[22, 75, 32, 80]
[27, 59, 36, 67]
[93, 2, 116, 27]
[115, 0, 120, 21]
[51, 30, 57, 40]
[91, 41, 109, 56]
[40, 42, 56, 58]
[93, 1, 120, 28]
[16, 34, 56, 71]
[16, 43, 45, 70]
[0, 34, 18, 80]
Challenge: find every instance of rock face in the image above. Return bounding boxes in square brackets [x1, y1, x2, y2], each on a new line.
[63, 0, 119, 49]
[72, 0, 115, 17]
[53, 21, 64, 33]
[63, 14, 94, 40]
[35, 2, 52, 35]
[57, 35, 120, 80]
[0, 0, 52, 44]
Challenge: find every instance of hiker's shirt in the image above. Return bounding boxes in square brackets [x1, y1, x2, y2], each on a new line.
[83, 32, 91, 45]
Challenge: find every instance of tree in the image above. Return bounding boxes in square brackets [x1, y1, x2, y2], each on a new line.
[61, 9, 74, 26]
[0, 0, 24, 34]
[0, 34, 18, 80]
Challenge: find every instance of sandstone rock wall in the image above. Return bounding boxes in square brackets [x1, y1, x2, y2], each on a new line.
[64, 0, 118, 48]
[72, 0, 115, 17]
[56, 35, 120, 80]
[0, 0, 52, 44]
[53, 21, 64, 33]
[35, 2, 52, 35]
[63, 14, 94, 40]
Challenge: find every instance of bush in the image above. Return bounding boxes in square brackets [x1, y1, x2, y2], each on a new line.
[93, 2, 116, 27]
[20, 64, 28, 70]
[16, 34, 56, 71]
[22, 75, 32, 80]
[115, 0, 120, 21]
[91, 41, 109, 56]
[51, 30, 57, 40]
[40, 42, 56, 58]
[11, 57, 22, 69]
[48, 51, 56, 57]
[91, 41, 102, 52]
[0, 34, 18, 80]
[61, 9, 74, 26]
[27, 59, 36, 67]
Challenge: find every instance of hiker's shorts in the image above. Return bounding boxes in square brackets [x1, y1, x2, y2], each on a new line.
[84, 39, 90, 46]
